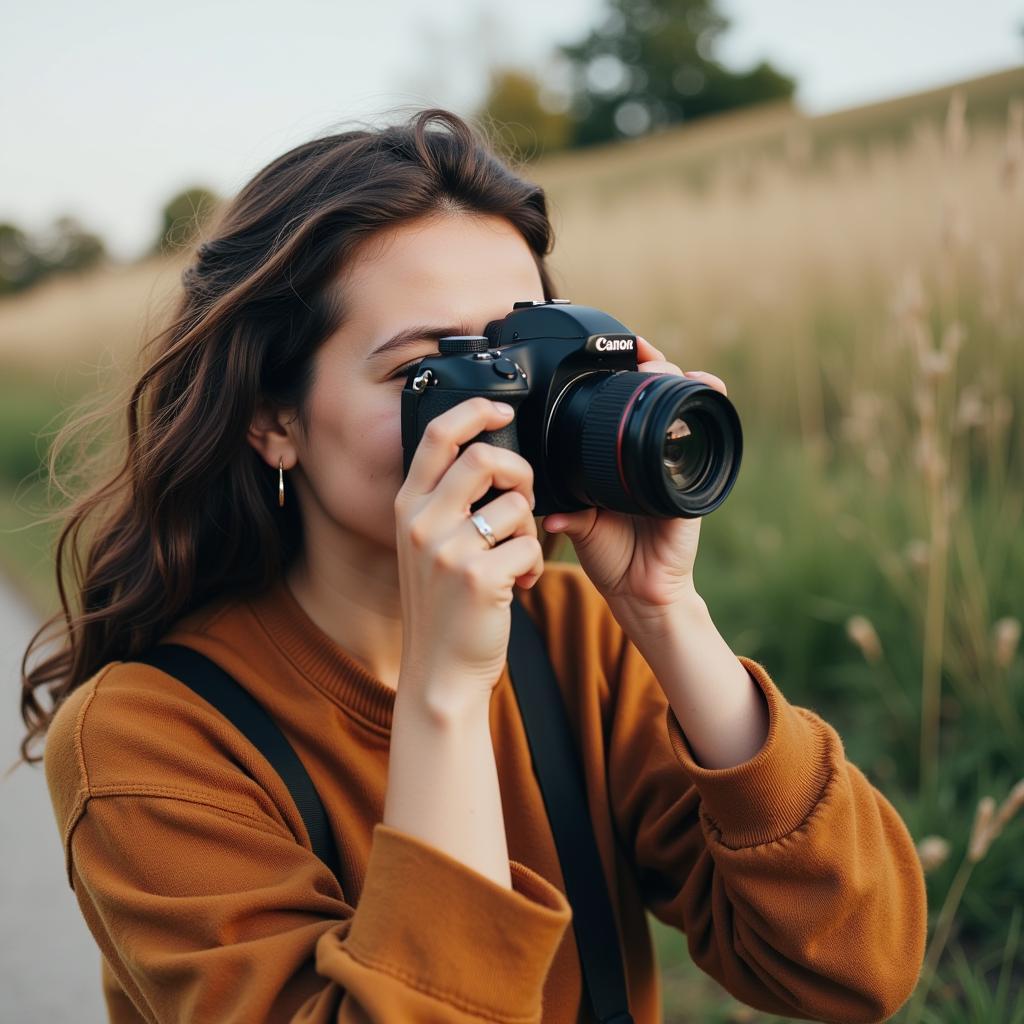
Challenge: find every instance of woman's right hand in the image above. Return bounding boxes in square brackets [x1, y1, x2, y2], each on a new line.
[394, 397, 544, 718]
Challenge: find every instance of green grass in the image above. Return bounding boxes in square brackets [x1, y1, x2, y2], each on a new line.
[0, 478, 57, 615]
[0, 362, 108, 614]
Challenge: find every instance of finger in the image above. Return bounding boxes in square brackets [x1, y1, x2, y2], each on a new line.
[638, 358, 685, 377]
[462, 492, 542, 587]
[431, 441, 534, 518]
[682, 370, 728, 396]
[636, 335, 666, 361]
[402, 397, 517, 497]
[473, 534, 546, 590]
[455, 489, 538, 550]
[542, 507, 598, 543]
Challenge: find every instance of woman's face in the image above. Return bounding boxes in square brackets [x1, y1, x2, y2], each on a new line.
[289, 211, 546, 552]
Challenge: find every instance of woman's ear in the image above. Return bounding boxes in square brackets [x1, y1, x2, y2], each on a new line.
[247, 401, 300, 471]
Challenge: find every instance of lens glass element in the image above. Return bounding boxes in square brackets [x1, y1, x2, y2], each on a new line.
[662, 413, 712, 491]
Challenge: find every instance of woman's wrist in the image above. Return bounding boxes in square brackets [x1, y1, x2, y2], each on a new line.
[384, 681, 511, 889]
[394, 670, 496, 730]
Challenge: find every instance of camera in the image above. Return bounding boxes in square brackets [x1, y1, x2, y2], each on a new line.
[400, 299, 742, 518]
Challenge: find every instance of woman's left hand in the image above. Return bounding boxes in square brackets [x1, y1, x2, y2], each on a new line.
[541, 336, 728, 616]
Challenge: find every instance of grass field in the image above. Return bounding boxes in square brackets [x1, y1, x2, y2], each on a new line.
[3, 66, 1023, 1021]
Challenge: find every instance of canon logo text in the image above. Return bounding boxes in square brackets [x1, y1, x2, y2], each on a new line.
[595, 336, 635, 352]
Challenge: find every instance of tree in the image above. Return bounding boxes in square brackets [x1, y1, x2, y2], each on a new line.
[35, 215, 106, 274]
[0, 216, 106, 297]
[0, 223, 44, 296]
[153, 186, 222, 256]
[474, 69, 573, 161]
[556, 0, 797, 147]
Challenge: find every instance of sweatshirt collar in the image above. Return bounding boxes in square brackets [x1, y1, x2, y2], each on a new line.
[246, 577, 399, 731]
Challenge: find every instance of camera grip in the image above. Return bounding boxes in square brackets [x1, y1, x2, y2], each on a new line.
[460, 419, 520, 514]
[406, 387, 523, 514]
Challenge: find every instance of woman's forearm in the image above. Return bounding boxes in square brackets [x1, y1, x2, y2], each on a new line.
[609, 587, 771, 770]
[383, 686, 512, 890]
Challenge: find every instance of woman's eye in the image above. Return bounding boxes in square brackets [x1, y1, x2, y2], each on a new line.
[388, 360, 418, 381]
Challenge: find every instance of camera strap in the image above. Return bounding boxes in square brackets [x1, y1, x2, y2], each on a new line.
[132, 592, 634, 1024]
[508, 595, 635, 1024]
[133, 642, 342, 873]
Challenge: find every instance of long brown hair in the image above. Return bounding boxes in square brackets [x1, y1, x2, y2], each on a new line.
[16, 106, 567, 769]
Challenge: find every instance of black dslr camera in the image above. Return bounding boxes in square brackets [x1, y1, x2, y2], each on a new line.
[400, 299, 742, 518]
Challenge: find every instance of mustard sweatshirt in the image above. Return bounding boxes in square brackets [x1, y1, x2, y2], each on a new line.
[43, 559, 927, 1024]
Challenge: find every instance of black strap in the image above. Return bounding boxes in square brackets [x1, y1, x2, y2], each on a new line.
[509, 596, 634, 1024]
[132, 643, 342, 879]
[133, 594, 633, 1023]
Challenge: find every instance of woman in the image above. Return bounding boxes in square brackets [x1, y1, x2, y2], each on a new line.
[21, 107, 926, 1023]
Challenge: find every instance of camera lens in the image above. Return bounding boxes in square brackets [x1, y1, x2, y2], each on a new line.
[546, 371, 742, 517]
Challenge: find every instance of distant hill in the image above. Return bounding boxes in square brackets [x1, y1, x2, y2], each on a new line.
[528, 64, 1024, 197]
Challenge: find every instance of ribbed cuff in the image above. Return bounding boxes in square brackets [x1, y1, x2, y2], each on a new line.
[342, 822, 572, 1020]
[665, 655, 836, 849]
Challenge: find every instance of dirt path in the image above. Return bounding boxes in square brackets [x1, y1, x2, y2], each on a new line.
[0, 577, 107, 1022]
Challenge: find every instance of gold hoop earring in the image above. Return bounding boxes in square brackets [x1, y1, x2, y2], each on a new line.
[278, 457, 285, 507]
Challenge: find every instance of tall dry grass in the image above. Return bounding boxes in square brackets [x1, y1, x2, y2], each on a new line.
[0, 252, 188, 369]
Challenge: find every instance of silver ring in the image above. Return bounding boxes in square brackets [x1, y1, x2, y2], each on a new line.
[469, 512, 497, 548]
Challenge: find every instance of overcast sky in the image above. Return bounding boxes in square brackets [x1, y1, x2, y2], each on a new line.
[4, 0, 1022, 261]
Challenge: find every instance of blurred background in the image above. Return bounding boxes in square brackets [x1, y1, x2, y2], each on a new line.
[2, 1, 1023, 1020]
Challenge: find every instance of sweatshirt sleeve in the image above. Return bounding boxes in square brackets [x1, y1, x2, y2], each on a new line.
[65, 794, 571, 1023]
[603, 624, 928, 1024]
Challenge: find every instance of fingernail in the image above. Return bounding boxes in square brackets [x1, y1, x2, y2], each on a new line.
[492, 401, 514, 415]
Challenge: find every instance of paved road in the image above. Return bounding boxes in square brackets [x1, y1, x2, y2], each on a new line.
[0, 578, 108, 1022]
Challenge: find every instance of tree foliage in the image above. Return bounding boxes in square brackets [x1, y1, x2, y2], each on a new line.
[476, 0, 798, 155]
[0, 216, 106, 297]
[474, 69, 573, 161]
[559, 0, 797, 147]
[152, 186, 222, 256]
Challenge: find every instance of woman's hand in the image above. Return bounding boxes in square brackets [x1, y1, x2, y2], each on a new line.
[541, 337, 728, 617]
[394, 397, 545, 719]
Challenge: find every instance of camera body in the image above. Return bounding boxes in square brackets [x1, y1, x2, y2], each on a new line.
[401, 299, 742, 519]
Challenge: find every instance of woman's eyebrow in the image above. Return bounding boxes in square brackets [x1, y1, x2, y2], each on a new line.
[368, 323, 475, 359]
